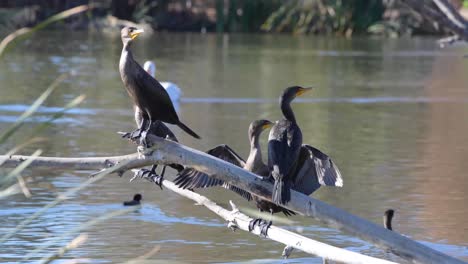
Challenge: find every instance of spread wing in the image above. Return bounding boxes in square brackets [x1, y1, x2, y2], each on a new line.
[292, 144, 343, 195]
[174, 145, 252, 201]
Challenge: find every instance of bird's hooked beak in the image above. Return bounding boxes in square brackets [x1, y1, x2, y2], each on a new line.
[131, 29, 144, 40]
[296, 87, 313, 97]
[261, 121, 273, 130]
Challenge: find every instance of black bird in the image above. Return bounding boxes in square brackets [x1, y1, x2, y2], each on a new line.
[268, 86, 310, 205]
[123, 194, 142, 206]
[174, 119, 293, 216]
[121, 67, 184, 186]
[384, 209, 395, 231]
[119, 26, 200, 143]
[268, 87, 343, 205]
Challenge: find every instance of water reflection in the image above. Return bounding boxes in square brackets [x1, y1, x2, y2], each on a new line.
[0, 32, 467, 263]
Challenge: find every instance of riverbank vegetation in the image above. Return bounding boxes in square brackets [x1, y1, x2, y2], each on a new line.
[0, 0, 467, 37]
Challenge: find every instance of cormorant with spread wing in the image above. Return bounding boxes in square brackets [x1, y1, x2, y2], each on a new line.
[268, 86, 343, 205]
[174, 120, 290, 213]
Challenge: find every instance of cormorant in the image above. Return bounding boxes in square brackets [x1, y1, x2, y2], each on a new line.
[119, 27, 200, 144]
[174, 119, 293, 217]
[268, 86, 310, 205]
[123, 193, 142, 206]
[384, 209, 395, 231]
[120, 55, 185, 186]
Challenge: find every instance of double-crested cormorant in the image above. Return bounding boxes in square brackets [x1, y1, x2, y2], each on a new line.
[174, 120, 292, 212]
[384, 209, 395, 230]
[268, 86, 343, 205]
[268, 86, 309, 205]
[123, 193, 142, 206]
[143, 61, 182, 104]
[121, 56, 184, 185]
[119, 27, 200, 143]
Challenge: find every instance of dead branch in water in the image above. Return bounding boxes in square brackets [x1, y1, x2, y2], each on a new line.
[0, 135, 464, 264]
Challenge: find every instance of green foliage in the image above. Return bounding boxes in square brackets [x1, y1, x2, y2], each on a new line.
[226, 0, 283, 32]
[262, 0, 384, 35]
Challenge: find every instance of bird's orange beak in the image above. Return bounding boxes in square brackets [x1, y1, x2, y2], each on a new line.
[131, 29, 144, 40]
[296, 87, 313, 97]
[262, 121, 273, 130]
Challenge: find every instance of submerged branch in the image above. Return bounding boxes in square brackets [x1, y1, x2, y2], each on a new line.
[0, 135, 464, 264]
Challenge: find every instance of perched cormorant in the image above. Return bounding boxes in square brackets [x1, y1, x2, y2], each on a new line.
[384, 209, 395, 231]
[119, 27, 200, 143]
[143, 61, 182, 104]
[121, 58, 185, 186]
[268, 86, 343, 205]
[123, 193, 142, 206]
[268, 86, 309, 205]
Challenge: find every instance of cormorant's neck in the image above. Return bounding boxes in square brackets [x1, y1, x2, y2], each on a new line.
[246, 134, 262, 168]
[123, 42, 134, 56]
[120, 42, 133, 72]
[122, 41, 132, 51]
[281, 99, 296, 123]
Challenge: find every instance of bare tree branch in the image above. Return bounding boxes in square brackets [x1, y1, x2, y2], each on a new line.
[158, 178, 398, 264]
[0, 135, 464, 264]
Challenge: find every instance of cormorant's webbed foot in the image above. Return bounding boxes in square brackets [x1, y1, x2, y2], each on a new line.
[120, 128, 142, 140]
[260, 220, 272, 237]
[131, 165, 163, 190]
[248, 218, 272, 237]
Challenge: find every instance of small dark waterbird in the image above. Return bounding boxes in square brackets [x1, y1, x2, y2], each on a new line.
[384, 209, 395, 231]
[119, 26, 200, 143]
[123, 194, 142, 206]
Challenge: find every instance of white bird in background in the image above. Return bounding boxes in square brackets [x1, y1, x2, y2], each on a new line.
[143, 61, 182, 104]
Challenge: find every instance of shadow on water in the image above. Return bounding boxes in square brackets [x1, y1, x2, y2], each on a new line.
[0, 32, 467, 262]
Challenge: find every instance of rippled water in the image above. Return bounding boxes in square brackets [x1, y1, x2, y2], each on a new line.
[0, 31, 467, 263]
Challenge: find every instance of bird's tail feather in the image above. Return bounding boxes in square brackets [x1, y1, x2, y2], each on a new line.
[177, 121, 201, 139]
[272, 179, 291, 205]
